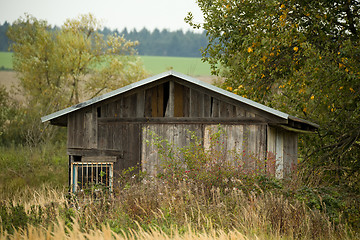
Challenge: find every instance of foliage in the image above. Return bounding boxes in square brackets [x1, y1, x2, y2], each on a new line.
[0, 143, 68, 195]
[3, 14, 148, 146]
[186, 0, 360, 190]
[7, 13, 148, 114]
[0, 85, 66, 146]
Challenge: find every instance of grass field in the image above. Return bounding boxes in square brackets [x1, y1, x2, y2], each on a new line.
[0, 52, 12, 70]
[0, 51, 212, 76]
[141, 56, 211, 76]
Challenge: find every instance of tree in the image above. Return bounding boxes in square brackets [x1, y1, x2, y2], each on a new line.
[0, 21, 10, 52]
[7, 13, 148, 113]
[6, 14, 148, 146]
[187, 0, 360, 188]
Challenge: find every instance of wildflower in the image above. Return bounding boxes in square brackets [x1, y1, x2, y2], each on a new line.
[310, 95, 314, 100]
[293, 46, 299, 52]
[247, 47, 253, 53]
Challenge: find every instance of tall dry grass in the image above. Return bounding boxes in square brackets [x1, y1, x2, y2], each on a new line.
[1, 221, 254, 240]
[1, 179, 357, 240]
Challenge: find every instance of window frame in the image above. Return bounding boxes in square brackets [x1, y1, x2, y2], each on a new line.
[71, 162, 113, 193]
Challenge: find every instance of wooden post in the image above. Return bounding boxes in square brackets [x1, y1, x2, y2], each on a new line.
[165, 80, 174, 117]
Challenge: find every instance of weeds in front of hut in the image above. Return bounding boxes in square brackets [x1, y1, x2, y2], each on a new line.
[0, 180, 356, 240]
[0, 129, 359, 239]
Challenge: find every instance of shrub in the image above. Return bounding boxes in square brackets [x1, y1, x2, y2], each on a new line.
[149, 127, 279, 195]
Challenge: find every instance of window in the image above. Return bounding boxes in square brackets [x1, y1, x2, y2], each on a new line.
[71, 162, 113, 193]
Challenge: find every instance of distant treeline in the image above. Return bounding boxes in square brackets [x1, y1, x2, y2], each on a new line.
[0, 22, 207, 57]
[0, 22, 9, 52]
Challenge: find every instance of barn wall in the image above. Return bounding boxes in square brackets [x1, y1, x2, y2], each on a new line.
[141, 123, 267, 176]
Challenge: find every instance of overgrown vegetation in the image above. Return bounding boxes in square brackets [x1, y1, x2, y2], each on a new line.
[186, 0, 360, 192]
[1, 180, 358, 239]
[1, 130, 360, 239]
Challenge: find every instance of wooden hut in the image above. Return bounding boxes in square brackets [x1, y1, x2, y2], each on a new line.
[42, 71, 318, 192]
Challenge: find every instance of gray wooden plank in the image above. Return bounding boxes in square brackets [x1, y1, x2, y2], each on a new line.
[165, 81, 174, 117]
[203, 94, 211, 117]
[211, 98, 220, 117]
[136, 91, 145, 118]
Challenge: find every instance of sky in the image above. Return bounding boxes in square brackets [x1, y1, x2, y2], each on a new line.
[0, 0, 204, 32]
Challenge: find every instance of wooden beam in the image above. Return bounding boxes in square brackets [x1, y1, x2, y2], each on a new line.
[67, 148, 124, 157]
[98, 117, 269, 124]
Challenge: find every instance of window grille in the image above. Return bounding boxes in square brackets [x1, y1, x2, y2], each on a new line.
[72, 162, 113, 192]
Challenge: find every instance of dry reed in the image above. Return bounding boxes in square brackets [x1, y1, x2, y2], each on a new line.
[0, 180, 357, 240]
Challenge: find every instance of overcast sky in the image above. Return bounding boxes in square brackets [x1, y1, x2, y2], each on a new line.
[0, 0, 204, 32]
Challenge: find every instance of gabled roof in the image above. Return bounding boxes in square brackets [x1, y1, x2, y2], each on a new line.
[41, 70, 319, 131]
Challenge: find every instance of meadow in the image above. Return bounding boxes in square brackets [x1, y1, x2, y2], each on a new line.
[0, 52, 12, 70]
[0, 52, 212, 76]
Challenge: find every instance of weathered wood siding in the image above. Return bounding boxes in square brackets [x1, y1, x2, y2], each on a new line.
[204, 124, 267, 170]
[142, 123, 267, 176]
[141, 124, 202, 176]
[98, 122, 141, 175]
[92, 80, 270, 120]
[267, 127, 298, 178]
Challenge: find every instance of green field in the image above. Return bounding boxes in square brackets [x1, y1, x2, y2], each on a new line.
[0, 52, 12, 70]
[0, 52, 211, 76]
[141, 56, 211, 76]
